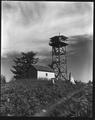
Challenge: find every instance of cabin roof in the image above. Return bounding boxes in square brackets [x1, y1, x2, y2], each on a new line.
[32, 64, 54, 72]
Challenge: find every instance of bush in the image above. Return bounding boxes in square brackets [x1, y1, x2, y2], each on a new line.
[0, 78, 92, 117]
[0, 75, 6, 85]
[1, 83, 40, 116]
[42, 82, 92, 117]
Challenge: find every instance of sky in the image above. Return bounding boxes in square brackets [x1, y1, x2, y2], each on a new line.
[1, 1, 93, 82]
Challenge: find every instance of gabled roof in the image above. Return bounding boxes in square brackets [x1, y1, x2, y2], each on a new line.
[32, 64, 54, 72]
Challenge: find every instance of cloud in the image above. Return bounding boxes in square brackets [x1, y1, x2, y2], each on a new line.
[1, 1, 93, 56]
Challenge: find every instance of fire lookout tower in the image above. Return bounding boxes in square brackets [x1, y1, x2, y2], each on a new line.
[49, 34, 68, 80]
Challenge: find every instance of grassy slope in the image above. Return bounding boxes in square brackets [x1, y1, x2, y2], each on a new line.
[1, 79, 92, 117]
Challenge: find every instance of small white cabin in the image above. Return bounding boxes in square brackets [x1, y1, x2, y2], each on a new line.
[28, 65, 55, 80]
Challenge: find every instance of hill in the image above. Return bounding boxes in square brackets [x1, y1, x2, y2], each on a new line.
[1, 78, 92, 117]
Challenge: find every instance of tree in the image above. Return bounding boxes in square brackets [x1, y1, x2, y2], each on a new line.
[0, 75, 6, 85]
[11, 51, 39, 79]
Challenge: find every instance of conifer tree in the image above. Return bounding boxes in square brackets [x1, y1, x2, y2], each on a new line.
[11, 51, 39, 79]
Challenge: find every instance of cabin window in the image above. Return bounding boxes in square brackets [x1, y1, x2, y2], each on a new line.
[46, 73, 48, 76]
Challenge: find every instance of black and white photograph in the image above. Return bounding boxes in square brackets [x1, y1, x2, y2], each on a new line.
[1, 1, 93, 117]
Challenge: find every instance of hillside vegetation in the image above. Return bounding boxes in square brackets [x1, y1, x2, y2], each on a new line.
[0, 78, 92, 117]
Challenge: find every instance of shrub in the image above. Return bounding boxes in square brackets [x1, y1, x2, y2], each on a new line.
[0, 78, 92, 117]
[41, 83, 92, 117]
[0, 75, 6, 85]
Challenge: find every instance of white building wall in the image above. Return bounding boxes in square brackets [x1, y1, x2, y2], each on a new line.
[37, 71, 55, 80]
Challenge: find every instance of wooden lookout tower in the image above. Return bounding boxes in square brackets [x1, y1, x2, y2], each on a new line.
[49, 34, 68, 80]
